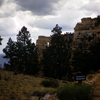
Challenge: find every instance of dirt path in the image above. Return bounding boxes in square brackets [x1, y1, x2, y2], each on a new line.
[30, 73, 100, 100]
[89, 73, 100, 100]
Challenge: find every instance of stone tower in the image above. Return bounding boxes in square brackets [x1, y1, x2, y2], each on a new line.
[36, 36, 51, 61]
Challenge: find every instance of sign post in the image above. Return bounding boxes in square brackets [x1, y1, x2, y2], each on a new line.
[75, 72, 86, 84]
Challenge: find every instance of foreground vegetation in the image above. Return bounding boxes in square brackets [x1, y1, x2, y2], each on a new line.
[0, 69, 95, 100]
[57, 83, 93, 100]
[0, 70, 57, 100]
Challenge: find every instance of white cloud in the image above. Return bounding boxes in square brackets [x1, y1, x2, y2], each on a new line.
[0, 18, 17, 36]
[0, 0, 100, 53]
[81, 0, 100, 16]
[0, 0, 17, 18]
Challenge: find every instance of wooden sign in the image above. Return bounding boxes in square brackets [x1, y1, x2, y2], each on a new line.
[75, 75, 86, 81]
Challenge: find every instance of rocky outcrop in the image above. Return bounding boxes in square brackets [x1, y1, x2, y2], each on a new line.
[36, 36, 51, 61]
[73, 16, 100, 50]
[74, 16, 100, 40]
[36, 34, 73, 61]
[36, 16, 100, 61]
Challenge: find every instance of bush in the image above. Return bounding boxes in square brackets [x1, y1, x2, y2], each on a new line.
[0, 74, 1, 80]
[89, 70, 95, 74]
[97, 70, 100, 73]
[87, 74, 93, 80]
[56, 83, 93, 100]
[32, 90, 47, 97]
[41, 78, 59, 88]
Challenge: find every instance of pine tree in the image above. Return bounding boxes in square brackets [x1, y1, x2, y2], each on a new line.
[3, 38, 16, 70]
[16, 26, 30, 73]
[3, 26, 39, 75]
[0, 36, 3, 45]
[17, 26, 30, 45]
[15, 26, 38, 74]
[24, 40, 39, 75]
[42, 24, 69, 79]
[71, 49, 92, 74]
[72, 38, 100, 74]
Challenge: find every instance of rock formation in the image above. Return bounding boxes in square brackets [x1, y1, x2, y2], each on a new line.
[36, 15, 100, 61]
[36, 36, 51, 61]
[73, 16, 100, 50]
[36, 34, 74, 61]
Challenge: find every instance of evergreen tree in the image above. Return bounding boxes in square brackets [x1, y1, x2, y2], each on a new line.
[3, 38, 16, 70]
[0, 36, 3, 45]
[42, 24, 69, 79]
[14, 42, 24, 73]
[17, 26, 30, 45]
[3, 26, 39, 75]
[72, 38, 100, 74]
[71, 49, 92, 74]
[89, 38, 100, 71]
[15, 26, 38, 74]
[24, 40, 39, 75]
[16, 26, 30, 73]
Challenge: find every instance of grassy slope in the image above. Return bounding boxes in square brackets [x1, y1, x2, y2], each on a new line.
[0, 69, 99, 100]
[0, 70, 57, 100]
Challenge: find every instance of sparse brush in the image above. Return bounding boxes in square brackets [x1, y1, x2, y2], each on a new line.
[57, 83, 93, 100]
[87, 74, 93, 80]
[41, 78, 59, 88]
[32, 90, 47, 97]
[89, 70, 95, 74]
[0, 70, 57, 100]
[97, 70, 100, 73]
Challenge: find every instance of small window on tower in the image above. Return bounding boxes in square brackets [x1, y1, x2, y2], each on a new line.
[47, 42, 49, 47]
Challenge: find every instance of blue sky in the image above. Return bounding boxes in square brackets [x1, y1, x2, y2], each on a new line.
[0, 0, 100, 54]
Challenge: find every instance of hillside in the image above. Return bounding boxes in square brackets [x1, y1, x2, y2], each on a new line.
[0, 70, 59, 100]
[0, 69, 100, 100]
[86, 71, 100, 100]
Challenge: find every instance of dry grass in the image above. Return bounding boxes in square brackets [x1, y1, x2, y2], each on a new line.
[1, 69, 100, 100]
[0, 70, 58, 100]
[85, 70, 100, 100]
[91, 73, 100, 99]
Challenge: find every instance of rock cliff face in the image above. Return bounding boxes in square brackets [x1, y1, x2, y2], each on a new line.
[36, 34, 73, 61]
[36, 36, 51, 61]
[36, 16, 100, 61]
[73, 16, 100, 50]
[74, 16, 100, 39]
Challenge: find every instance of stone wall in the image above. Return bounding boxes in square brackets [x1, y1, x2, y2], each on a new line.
[36, 36, 51, 49]
[36, 34, 74, 61]
[36, 36, 51, 61]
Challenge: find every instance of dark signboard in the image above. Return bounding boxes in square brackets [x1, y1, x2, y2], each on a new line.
[75, 75, 86, 81]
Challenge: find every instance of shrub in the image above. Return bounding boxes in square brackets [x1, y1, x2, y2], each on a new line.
[32, 90, 47, 97]
[87, 74, 93, 80]
[0, 74, 1, 80]
[56, 83, 93, 100]
[41, 78, 59, 88]
[89, 70, 95, 74]
[97, 70, 100, 73]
